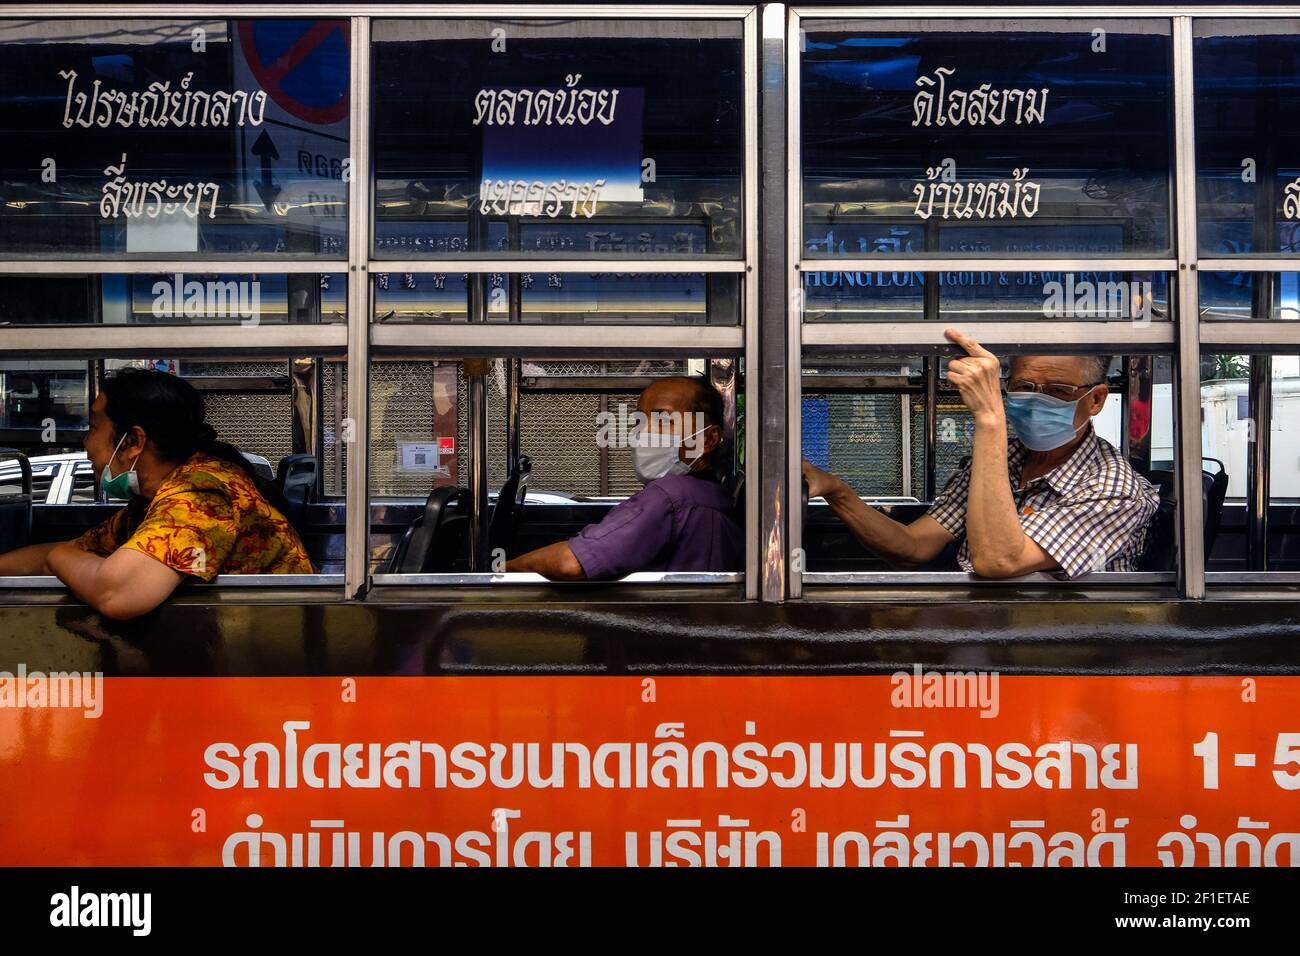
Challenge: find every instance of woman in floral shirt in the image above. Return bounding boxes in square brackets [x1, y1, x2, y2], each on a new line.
[0, 368, 313, 618]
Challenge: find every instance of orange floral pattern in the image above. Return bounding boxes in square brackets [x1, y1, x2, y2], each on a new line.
[74, 452, 314, 580]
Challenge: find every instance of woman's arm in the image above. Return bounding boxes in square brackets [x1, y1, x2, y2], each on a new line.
[0, 541, 61, 576]
[45, 543, 184, 620]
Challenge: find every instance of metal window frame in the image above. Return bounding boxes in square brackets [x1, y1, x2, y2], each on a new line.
[0, 4, 762, 602]
[785, 6, 1213, 599]
[6, 5, 1300, 603]
[359, 6, 762, 593]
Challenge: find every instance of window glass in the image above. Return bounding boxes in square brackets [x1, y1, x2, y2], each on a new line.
[0, 18, 350, 257]
[368, 357, 742, 576]
[801, 18, 1173, 257]
[1195, 21, 1300, 256]
[374, 270, 738, 325]
[1200, 271, 1300, 322]
[1200, 353, 1300, 572]
[0, 273, 345, 325]
[0, 356, 346, 573]
[802, 351, 1172, 574]
[804, 268, 1169, 323]
[371, 18, 744, 259]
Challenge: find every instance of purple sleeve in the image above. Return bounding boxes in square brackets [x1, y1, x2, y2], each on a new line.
[567, 485, 674, 580]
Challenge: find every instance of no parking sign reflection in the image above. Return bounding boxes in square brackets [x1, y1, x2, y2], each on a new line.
[236, 19, 350, 127]
[233, 19, 350, 233]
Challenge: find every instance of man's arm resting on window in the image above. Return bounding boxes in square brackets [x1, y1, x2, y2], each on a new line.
[45, 543, 185, 619]
[967, 531, 1059, 578]
[0, 541, 61, 576]
[506, 541, 587, 581]
[821, 482, 956, 569]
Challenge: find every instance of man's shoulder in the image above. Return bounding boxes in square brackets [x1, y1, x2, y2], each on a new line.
[646, 473, 733, 510]
[1084, 435, 1159, 500]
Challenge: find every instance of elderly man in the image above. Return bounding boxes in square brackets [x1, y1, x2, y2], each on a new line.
[508, 376, 742, 580]
[803, 328, 1159, 578]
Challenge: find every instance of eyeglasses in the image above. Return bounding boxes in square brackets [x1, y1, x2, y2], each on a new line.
[1004, 378, 1104, 402]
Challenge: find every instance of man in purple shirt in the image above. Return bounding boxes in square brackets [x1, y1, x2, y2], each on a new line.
[507, 377, 742, 580]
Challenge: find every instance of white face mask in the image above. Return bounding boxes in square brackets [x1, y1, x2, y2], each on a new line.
[629, 426, 707, 484]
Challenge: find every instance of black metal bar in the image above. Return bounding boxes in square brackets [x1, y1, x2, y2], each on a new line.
[1246, 353, 1272, 571]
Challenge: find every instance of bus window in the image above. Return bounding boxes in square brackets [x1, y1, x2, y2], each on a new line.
[1194, 20, 1300, 257]
[373, 270, 740, 327]
[368, 358, 744, 585]
[800, 351, 1175, 582]
[800, 17, 1173, 258]
[371, 17, 745, 260]
[804, 268, 1170, 326]
[0, 18, 350, 258]
[0, 355, 347, 582]
[1201, 352, 1300, 575]
[0, 273, 346, 327]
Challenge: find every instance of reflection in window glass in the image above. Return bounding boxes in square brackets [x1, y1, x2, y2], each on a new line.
[371, 18, 744, 258]
[1200, 353, 1300, 571]
[802, 358, 926, 498]
[374, 271, 739, 325]
[801, 19, 1173, 256]
[1199, 353, 1300, 502]
[1195, 21, 1300, 256]
[0, 357, 344, 487]
[804, 268, 1168, 323]
[0, 273, 345, 325]
[1200, 272, 1300, 322]
[0, 18, 350, 257]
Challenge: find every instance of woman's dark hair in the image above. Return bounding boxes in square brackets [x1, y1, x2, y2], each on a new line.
[98, 367, 291, 515]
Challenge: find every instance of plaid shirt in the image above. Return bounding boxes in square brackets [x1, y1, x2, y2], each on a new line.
[927, 426, 1160, 577]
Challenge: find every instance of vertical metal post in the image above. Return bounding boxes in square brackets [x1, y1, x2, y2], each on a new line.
[758, 3, 790, 602]
[1245, 74, 1277, 571]
[740, 7, 760, 598]
[344, 15, 372, 599]
[1124, 355, 1155, 473]
[924, 357, 938, 501]
[506, 358, 521, 477]
[467, 236, 490, 572]
[506, 220, 522, 477]
[289, 357, 319, 460]
[899, 392, 912, 497]
[1246, 354, 1272, 570]
[1172, 16, 1205, 598]
[708, 358, 739, 479]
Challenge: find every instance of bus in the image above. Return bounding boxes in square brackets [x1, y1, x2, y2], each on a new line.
[0, 4, 1298, 882]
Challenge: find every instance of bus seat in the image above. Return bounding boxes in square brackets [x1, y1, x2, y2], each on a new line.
[801, 477, 809, 533]
[385, 486, 470, 574]
[488, 455, 531, 555]
[275, 454, 319, 527]
[723, 473, 744, 525]
[0, 449, 33, 554]
[1136, 464, 1228, 572]
[1137, 470, 1178, 572]
[1202, 458, 1228, 555]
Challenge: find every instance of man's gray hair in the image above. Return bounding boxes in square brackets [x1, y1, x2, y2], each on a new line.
[1080, 354, 1112, 385]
